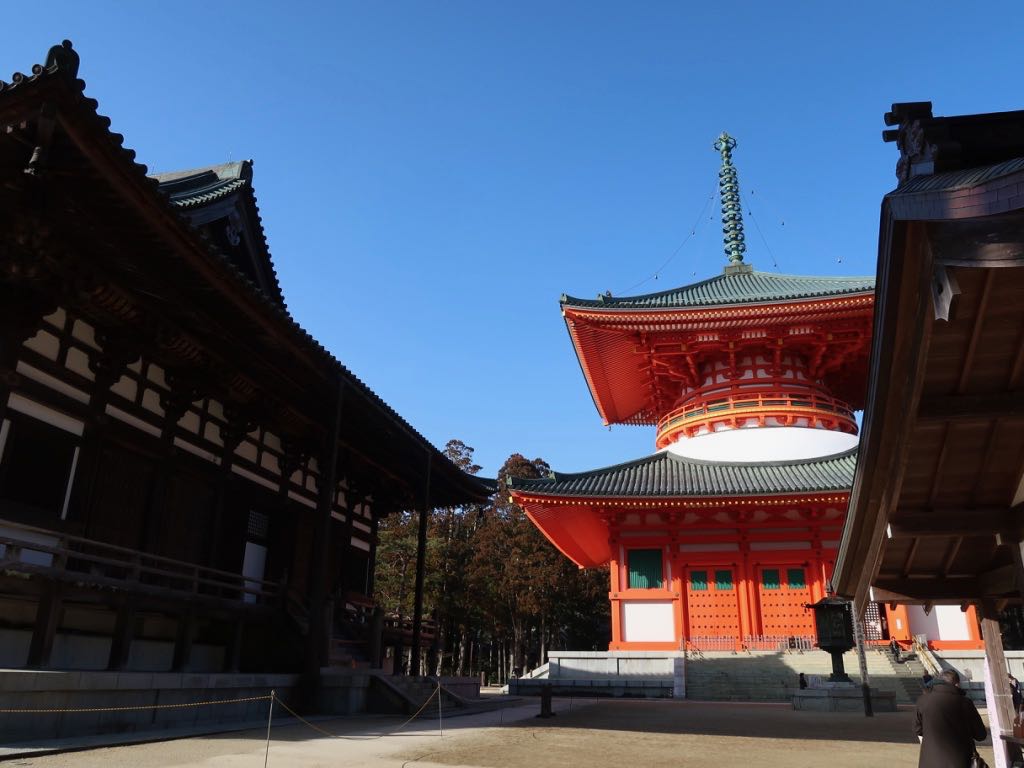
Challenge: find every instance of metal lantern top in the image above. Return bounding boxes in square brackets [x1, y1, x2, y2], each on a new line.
[809, 597, 855, 652]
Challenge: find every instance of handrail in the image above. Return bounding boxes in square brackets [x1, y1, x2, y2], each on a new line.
[0, 517, 279, 602]
[0, 517, 278, 588]
[656, 389, 856, 446]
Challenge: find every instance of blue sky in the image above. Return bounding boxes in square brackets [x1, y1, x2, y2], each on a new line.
[7, 2, 1024, 476]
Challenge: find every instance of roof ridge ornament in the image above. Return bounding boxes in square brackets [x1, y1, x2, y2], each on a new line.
[42, 40, 79, 81]
[713, 132, 749, 272]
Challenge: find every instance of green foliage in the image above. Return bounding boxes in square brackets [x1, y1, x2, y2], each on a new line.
[374, 441, 609, 678]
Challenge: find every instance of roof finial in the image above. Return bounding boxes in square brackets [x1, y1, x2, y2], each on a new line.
[714, 132, 746, 265]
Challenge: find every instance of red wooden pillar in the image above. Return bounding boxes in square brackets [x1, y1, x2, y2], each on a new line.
[671, 548, 686, 647]
[746, 561, 763, 636]
[736, 549, 752, 642]
[608, 537, 622, 648]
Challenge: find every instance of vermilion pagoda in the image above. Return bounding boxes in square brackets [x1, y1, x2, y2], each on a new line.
[511, 134, 982, 652]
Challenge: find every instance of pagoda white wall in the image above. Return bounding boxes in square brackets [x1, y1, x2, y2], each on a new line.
[906, 605, 972, 642]
[621, 601, 675, 643]
[666, 425, 858, 462]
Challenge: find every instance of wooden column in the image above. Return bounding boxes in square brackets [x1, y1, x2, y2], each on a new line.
[171, 609, 196, 672]
[107, 598, 136, 670]
[304, 376, 344, 683]
[980, 601, 1015, 766]
[410, 452, 432, 676]
[26, 583, 63, 668]
[334, 490, 361, 606]
[223, 619, 244, 673]
[747, 561, 763, 635]
[144, 380, 196, 552]
[366, 513, 380, 598]
[77, 331, 140, 530]
[736, 545, 752, 641]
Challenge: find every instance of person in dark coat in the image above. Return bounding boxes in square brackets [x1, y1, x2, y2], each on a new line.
[891, 637, 902, 662]
[914, 669, 986, 768]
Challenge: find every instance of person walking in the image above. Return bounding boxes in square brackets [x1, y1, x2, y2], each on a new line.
[914, 669, 987, 768]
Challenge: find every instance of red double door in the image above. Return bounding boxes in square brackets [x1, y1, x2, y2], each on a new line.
[684, 566, 740, 639]
[754, 565, 815, 638]
[683, 564, 815, 640]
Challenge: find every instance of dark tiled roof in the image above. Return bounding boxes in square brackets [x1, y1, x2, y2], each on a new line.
[152, 162, 250, 209]
[151, 161, 287, 307]
[509, 448, 857, 498]
[892, 156, 1024, 195]
[562, 270, 874, 310]
[0, 40, 492, 503]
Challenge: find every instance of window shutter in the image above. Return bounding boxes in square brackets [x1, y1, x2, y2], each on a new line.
[690, 570, 708, 591]
[786, 568, 806, 589]
[627, 549, 663, 589]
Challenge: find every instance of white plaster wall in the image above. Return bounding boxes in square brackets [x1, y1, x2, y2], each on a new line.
[666, 425, 858, 462]
[907, 605, 971, 641]
[906, 605, 940, 640]
[937, 650, 1024, 682]
[622, 601, 675, 643]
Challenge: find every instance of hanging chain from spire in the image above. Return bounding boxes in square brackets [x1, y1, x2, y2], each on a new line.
[714, 132, 746, 265]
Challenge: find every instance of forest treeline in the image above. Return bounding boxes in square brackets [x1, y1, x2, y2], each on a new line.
[373, 439, 609, 683]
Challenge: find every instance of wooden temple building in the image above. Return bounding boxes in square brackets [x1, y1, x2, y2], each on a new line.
[0, 41, 491, 677]
[510, 132, 984, 653]
[834, 102, 1024, 762]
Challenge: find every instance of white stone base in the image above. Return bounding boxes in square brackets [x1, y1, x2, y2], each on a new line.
[510, 651, 684, 698]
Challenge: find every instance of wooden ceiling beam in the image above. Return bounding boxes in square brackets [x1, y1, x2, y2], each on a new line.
[888, 506, 1024, 538]
[873, 565, 1017, 602]
[941, 537, 963, 577]
[917, 391, 1024, 422]
[1008, 315, 1024, 389]
[901, 537, 920, 578]
[956, 269, 994, 393]
[870, 580, 982, 603]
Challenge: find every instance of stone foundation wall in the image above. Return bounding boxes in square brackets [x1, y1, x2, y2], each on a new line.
[0, 669, 371, 744]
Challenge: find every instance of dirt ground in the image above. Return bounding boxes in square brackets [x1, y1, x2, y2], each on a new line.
[5, 698, 998, 768]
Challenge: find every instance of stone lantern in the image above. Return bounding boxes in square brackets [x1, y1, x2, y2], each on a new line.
[809, 596, 854, 683]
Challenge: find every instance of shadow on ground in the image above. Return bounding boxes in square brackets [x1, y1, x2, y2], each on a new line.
[505, 698, 930, 745]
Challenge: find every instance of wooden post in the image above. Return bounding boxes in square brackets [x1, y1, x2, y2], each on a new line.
[366, 514, 380, 598]
[171, 609, 195, 672]
[26, 582, 63, 668]
[107, 598, 136, 670]
[410, 452, 432, 676]
[981, 601, 1014, 767]
[304, 376, 344, 688]
[224, 618, 244, 673]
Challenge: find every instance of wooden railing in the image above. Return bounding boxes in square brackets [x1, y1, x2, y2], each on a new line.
[382, 614, 437, 642]
[686, 635, 815, 653]
[656, 390, 856, 447]
[0, 518, 280, 605]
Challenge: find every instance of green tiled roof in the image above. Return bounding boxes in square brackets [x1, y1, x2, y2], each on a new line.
[509, 447, 857, 498]
[561, 269, 875, 310]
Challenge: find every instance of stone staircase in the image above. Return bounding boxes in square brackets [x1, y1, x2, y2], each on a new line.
[368, 675, 522, 717]
[685, 646, 925, 704]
